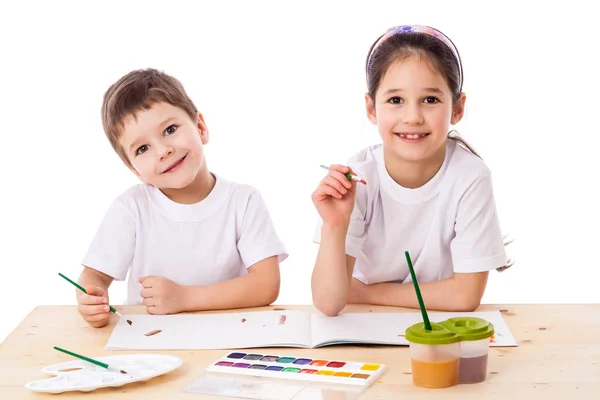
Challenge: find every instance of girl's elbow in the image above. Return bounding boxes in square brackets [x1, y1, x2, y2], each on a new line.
[313, 296, 344, 316]
[458, 295, 481, 312]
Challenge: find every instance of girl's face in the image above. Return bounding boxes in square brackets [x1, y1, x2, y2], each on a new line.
[366, 55, 465, 164]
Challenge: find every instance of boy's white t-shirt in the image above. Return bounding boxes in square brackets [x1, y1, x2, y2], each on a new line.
[82, 173, 288, 305]
[313, 139, 507, 284]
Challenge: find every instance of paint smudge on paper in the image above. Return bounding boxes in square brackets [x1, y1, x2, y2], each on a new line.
[279, 315, 287, 325]
[144, 329, 162, 336]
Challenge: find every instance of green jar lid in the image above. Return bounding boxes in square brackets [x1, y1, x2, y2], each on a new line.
[405, 322, 462, 345]
[439, 317, 494, 341]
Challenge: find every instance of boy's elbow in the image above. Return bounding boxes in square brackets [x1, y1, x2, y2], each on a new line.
[258, 280, 280, 306]
[263, 287, 279, 305]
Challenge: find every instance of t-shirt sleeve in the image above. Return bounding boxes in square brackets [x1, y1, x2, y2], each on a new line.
[80, 199, 136, 281]
[450, 172, 507, 273]
[237, 191, 288, 269]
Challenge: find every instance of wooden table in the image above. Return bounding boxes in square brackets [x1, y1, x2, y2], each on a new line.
[1, 304, 598, 399]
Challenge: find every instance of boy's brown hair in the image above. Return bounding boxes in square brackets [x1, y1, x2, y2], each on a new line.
[101, 68, 198, 167]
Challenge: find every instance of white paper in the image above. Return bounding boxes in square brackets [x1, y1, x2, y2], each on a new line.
[183, 373, 304, 399]
[106, 309, 517, 351]
[183, 373, 363, 400]
[310, 310, 517, 347]
[106, 310, 311, 350]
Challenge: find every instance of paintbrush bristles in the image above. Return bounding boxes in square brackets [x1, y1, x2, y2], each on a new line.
[115, 310, 133, 326]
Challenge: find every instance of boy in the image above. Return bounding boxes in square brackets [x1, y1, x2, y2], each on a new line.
[76, 68, 287, 328]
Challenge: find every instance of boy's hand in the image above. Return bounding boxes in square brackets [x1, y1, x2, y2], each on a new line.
[77, 286, 111, 328]
[312, 164, 357, 228]
[139, 276, 188, 315]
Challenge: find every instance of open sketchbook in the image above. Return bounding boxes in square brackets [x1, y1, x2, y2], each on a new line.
[105, 310, 517, 351]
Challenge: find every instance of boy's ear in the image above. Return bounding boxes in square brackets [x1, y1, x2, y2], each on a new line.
[451, 92, 467, 125]
[196, 112, 209, 145]
[365, 93, 377, 125]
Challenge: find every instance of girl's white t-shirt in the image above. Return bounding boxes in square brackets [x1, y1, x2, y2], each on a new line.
[82, 174, 288, 304]
[314, 140, 507, 284]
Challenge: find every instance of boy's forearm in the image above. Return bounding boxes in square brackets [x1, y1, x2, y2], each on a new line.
[183, 270, 279, 312]
[359, 276, 483, 312]
[77, 267, 113, 294]
[311, 224, 352, 316]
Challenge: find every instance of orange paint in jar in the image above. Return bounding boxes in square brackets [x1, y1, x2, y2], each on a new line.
[411, 358, 458, 388]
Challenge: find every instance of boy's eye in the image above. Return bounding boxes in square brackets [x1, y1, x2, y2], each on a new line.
[424, 96, 440, 104]
[136, 145, 149, 155]
[387, 96, 403, 104]
[165, 124, 177, 135]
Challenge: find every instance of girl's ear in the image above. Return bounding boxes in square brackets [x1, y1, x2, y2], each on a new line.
[365, 93, 377, 125]
[451, 92, 467, 125]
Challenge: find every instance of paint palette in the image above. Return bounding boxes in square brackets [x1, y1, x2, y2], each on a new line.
[206, 352, 385, 387]
[25, 354, 182, 393]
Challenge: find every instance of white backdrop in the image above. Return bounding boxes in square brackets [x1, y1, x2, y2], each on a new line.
[1, 0, 598, 343]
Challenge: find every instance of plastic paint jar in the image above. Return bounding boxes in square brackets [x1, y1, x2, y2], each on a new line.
[441, 317, 494, 384]
[405, 322, 461, 388]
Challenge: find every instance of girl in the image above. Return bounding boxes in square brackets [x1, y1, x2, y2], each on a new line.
[311, 25, 510, 316]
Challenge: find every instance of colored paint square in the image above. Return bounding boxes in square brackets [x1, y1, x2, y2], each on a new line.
[316, 370, 335, 376]
[227, 352, 247, 359]
[277, 357, 296, 363]
[293, 358, 312, 365]
[215, 361, 234, 367]
[232, 363, 250, 368]
[260, 355, 279, 362]
[243, 354, 263, 360]
[282, 367, 301, 373]
[361, 363, 380, 371]
[299, 369, 318, 374]
[333, 372, 352, 377]
[309, 360, 329, 366]
[249, 364, 267, 370]
[351, 373, 370, 379]
[265, 366, 284, 371]
[326, 361, 346, 368]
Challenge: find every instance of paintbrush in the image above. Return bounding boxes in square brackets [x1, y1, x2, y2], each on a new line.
[320, 164, 367, 185]
[58, 272, 133, 326]
[405, 251, 432, 330]
[54, 346, 128, 374]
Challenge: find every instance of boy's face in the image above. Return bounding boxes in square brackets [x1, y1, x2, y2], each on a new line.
[118, 102, 209, 190]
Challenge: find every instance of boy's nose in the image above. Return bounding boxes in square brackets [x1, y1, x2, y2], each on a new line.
[157, 145, 174, 160]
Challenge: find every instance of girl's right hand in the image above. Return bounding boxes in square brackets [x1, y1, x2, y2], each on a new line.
[77, 286, 111, 328]
[312, 164, 357, 227]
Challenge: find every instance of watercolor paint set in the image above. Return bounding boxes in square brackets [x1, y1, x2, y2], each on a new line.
[205, 351, 385, 387]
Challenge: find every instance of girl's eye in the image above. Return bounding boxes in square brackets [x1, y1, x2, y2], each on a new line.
[136, 145, 149, 156]
[387, 96, 403, 104]
[165, 125, 177, 135]
[424, 96, 440, 104]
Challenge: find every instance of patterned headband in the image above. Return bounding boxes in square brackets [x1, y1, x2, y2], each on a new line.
[366, 25, 463, 91]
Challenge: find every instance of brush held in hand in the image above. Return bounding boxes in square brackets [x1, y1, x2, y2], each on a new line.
[58, 272, 133, 326]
